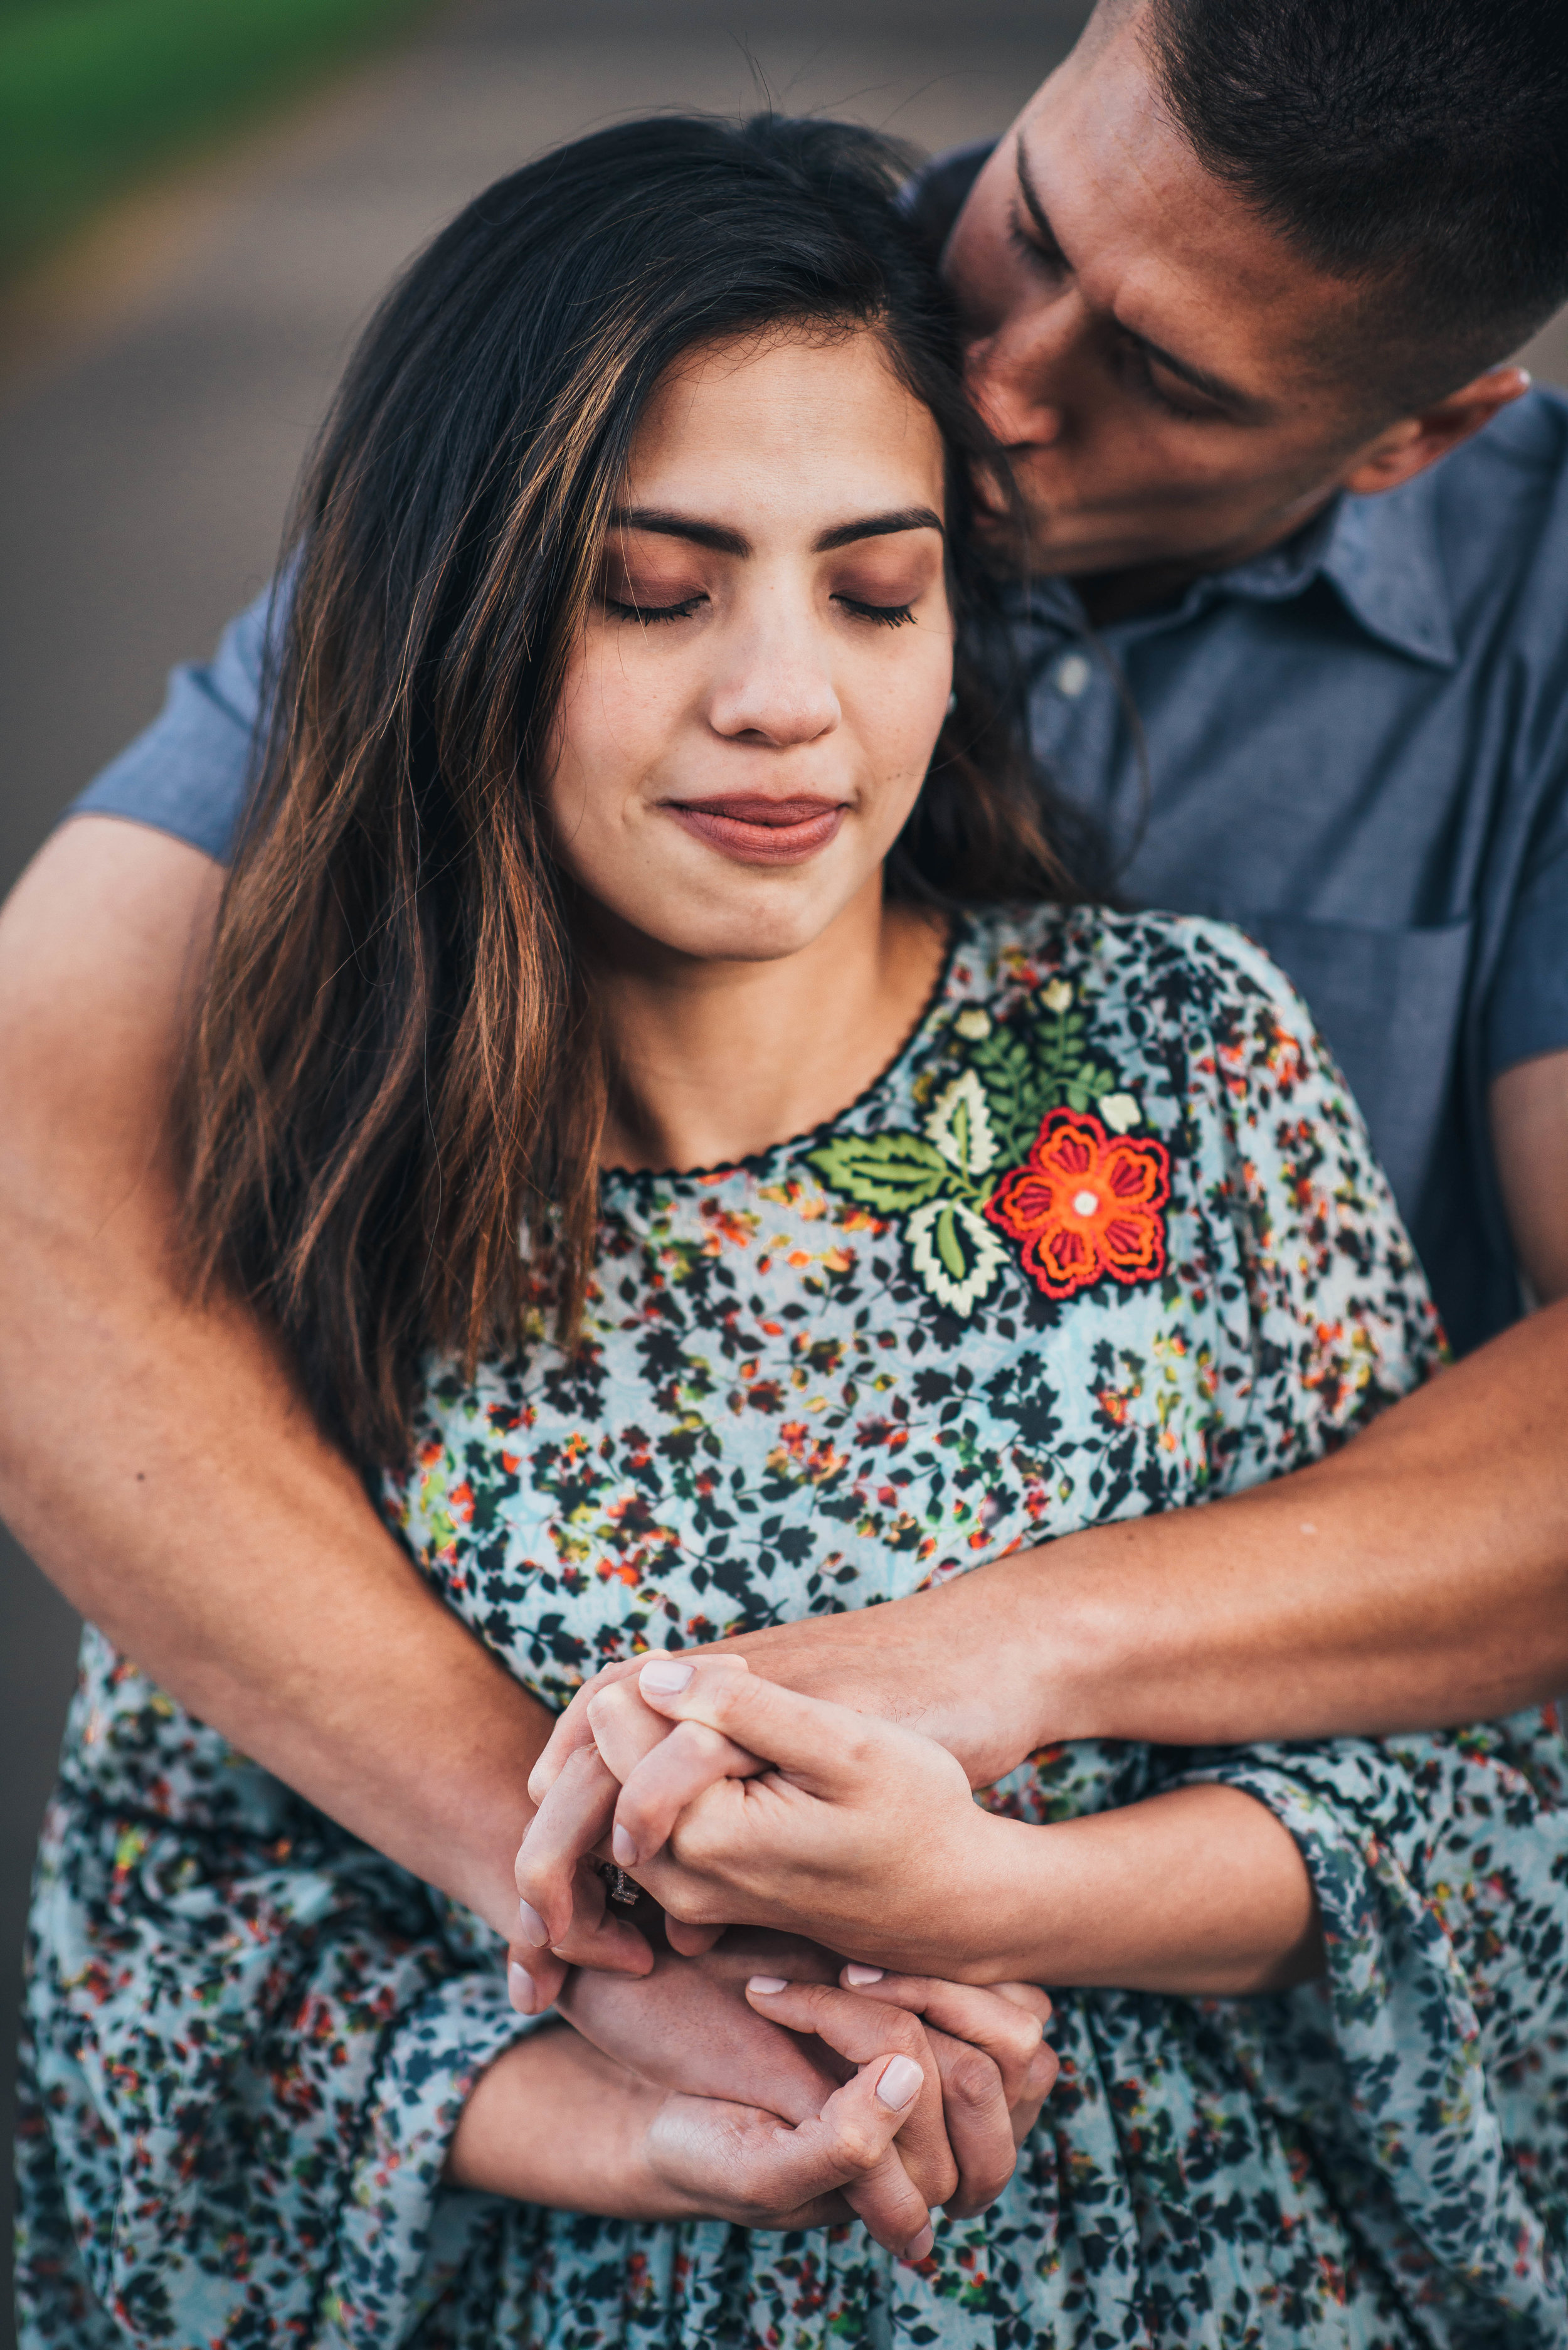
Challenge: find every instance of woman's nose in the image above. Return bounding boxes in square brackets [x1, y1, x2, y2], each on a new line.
[707, 620, 841, 748]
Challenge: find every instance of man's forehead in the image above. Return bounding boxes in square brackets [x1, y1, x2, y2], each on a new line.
[1019, 14, 1357, 403]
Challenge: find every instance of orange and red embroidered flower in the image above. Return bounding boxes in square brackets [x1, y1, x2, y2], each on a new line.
[985, 1108, 1171, 1300]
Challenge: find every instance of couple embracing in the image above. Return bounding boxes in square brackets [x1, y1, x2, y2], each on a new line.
[7, 1, 1568, 2344]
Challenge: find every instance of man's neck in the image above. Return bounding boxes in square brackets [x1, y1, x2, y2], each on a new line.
[1065, 489, 1342, 629]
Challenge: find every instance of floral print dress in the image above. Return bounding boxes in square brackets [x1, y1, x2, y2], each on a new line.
[16, 905, 1568, 2350]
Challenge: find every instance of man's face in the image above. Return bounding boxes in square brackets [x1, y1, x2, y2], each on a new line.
[943, 4, 1388, 582]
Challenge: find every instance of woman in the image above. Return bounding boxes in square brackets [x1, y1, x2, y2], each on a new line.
[18, 114, 1567, 2349]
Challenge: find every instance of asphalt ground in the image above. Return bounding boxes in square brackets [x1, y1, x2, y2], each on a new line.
[0, 1, 1091, 2331]
[3, 6, 1567, 2334]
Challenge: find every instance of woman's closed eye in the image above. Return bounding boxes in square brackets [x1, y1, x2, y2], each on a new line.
[834, 593, 915, 629]
[599, 585, 920, 628]
[603, 588, 709, 624]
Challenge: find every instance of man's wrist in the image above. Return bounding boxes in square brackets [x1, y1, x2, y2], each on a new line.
[448, 1800, 535, 1944]
[921, 1542, 1120, 1778]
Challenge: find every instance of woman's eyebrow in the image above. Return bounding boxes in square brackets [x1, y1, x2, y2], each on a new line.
[608, 508, 750, 554]
[606, 506, 943, 556]
[814, 507, 945, 552]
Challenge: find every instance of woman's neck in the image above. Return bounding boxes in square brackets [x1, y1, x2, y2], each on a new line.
[591, 882, 950, 1174]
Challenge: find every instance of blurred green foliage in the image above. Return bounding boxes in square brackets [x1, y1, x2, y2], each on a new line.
[0, 0, 434, 275]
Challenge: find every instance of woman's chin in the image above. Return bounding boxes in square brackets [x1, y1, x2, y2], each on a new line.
[653, 912, 844, 967]
[592, 869, 876, 969]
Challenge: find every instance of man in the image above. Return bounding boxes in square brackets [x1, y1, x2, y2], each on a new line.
[1, 0, 1566, 1970]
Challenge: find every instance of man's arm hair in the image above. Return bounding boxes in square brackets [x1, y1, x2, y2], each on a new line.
[0, 817, 546, 1942]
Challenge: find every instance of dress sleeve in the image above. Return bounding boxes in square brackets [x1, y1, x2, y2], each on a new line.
[64, 580, 282, 863]
[1180, 918, 1448, 1493]
[1154, 925, 1568, 2334]
[21, 1628, 546, 2347]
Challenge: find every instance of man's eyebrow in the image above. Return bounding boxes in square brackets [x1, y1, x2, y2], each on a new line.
[606, 507, 944, 555]
[1013, 136, 1071, 270]
[1014, 135, 1265, 421]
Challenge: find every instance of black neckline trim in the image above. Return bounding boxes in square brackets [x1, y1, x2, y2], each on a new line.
[600, 915, 970, 1193]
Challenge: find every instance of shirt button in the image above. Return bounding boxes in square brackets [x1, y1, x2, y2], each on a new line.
[1052, 651, 1092, 698]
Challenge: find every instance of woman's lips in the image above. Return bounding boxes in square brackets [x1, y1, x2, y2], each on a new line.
[665, 795, 845, 864]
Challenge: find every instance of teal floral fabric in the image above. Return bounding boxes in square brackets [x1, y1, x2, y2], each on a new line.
[16, 906, 1568, 2348]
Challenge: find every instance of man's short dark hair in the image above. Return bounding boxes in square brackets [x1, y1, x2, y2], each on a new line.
[1146, 0, 1568, 408]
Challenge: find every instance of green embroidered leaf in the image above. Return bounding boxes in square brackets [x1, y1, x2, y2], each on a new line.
[963, 1029, 1038, 1163]
[1058, 1062, 1118, 1112]
[807, 1130, 952, 1212]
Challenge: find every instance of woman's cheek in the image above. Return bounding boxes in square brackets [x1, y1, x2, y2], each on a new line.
[553, 635, 678, 800]
[850, 648, 951, 803]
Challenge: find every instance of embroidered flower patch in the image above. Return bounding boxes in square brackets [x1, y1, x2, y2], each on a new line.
[985, 1109, 1171, 1299]
[808, 976, 1171, 1317]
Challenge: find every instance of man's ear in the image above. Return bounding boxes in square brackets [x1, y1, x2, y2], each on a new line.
[1341, 364, 1532, 497]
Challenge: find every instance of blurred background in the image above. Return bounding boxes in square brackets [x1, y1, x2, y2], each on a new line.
[2, 1, 1565, 2337]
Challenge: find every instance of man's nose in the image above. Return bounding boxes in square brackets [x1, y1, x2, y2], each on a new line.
[708, 616, 841, 747]
[966, 326, 1067, 453]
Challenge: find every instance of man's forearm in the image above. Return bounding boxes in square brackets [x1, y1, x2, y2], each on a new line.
[711, 1298, 1568, 1778]
[1026, 1302, 1568, 1752]
[0, 822, 539, 1939]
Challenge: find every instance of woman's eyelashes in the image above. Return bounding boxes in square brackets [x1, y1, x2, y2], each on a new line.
[602, 590, 707, 624]
[834, 593, 916, 628]
[598, 574, 926, 629]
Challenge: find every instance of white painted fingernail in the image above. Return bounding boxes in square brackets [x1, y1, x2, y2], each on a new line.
[844, 1964, 884, 1986]
[517, 1900, 550, 1949]
[748, 1975, 790, 1994]
[902, 2222, 934, 2263]
[640, 1660, 694, 1694]
[508, 1962, 541, 2014]
[611, 1824, 637, 1866]
[876, 2055, 923, 2108]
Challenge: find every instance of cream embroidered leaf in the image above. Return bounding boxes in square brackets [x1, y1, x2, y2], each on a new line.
[924, 1070, 998, 1180]
[906, 1198, 1009, 1316]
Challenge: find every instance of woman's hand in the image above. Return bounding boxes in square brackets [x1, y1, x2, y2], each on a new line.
[529, 1658, 1325, 1992]
[509, 1713, 744, 2012]
[446, 2011, 939, 2259]
[524, 1656, 987, 1974]
[746, 1967, 1057, 2214]
[558, 1931, 1057, 2222]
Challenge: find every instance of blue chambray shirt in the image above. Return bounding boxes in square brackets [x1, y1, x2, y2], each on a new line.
[71, 400, 1568, 1356]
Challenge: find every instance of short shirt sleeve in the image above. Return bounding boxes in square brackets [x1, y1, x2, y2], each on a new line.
[65, 582, 279, 864]
[1485, 767, 1568, 1075]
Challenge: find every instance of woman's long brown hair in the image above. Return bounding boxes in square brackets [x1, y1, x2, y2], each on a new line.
[184, 115, 1089, 1475]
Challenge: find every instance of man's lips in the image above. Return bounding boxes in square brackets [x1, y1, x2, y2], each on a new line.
[665, 795, 846, 864]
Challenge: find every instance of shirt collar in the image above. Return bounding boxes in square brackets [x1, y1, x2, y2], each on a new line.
[1315, 479, 1458, 668]
[1012, 474, 1458, 670]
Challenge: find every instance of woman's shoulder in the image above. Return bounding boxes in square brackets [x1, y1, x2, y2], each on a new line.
[956, 901, 1313, 1031]
[948, 904, 1327, 1110]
